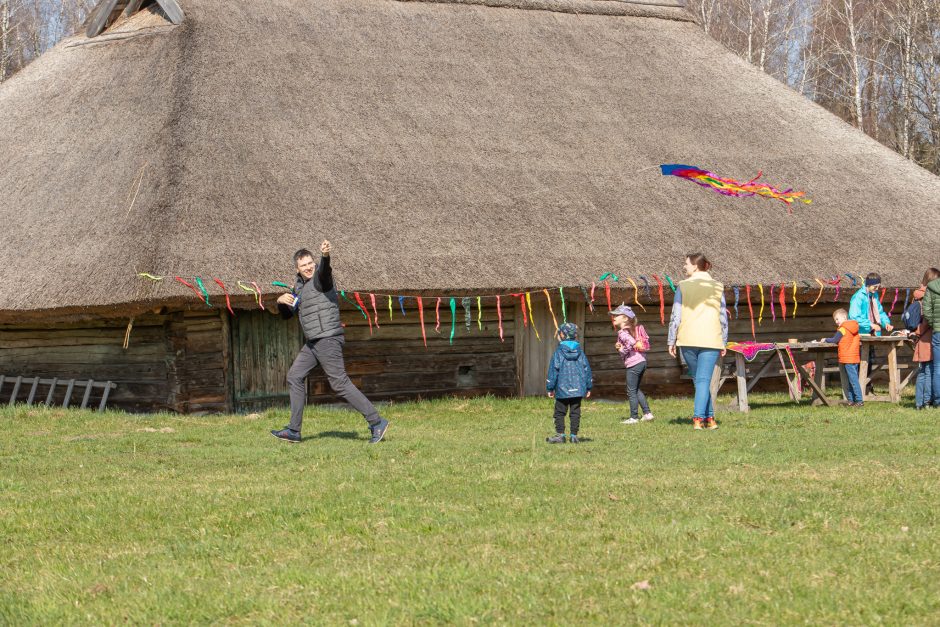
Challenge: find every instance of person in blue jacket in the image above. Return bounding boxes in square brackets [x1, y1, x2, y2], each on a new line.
[546, 323, 592, 444]
[848, 272, 894, 336]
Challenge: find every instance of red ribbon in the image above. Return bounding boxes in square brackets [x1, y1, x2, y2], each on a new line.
[879, 287, 887, 303]
[828, 276, 841, 301]
[175, 276, 203, 300]
[496, 295, 504, 342]
[651, 275, 665, 325]
[213, 278, 235, 316]
[417, 296, 427, 347]
[516, 293, 528, 327]
[590, 282, 596, 304]
[604, 280, 612, 314]
[746, 284, 756, 340]
[888, 288, 900, 316]
[779, 282, 787, 321]
[354, 292, 372, 334]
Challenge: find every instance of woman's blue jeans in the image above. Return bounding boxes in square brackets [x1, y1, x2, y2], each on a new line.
[932, 333, 940, 407]
[915, 361, 933, 408]
[681, 347, 721, 418]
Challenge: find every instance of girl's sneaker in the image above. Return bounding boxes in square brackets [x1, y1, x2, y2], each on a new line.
[705, 417, 718, 430]
[692, 418, 704, 430]
[641, 413, 654, 421]
[569, 435, 580, 444]
[546, 433, 566, 444]
[621, 417, 640, 425]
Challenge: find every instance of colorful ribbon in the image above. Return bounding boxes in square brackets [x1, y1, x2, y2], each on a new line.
[435, 297, 442, 333]
[477, 296, 483, 330]
[829, 276, 842, 301]
[370, 293, 380, 329]
[462, 297, 472, 331]
[516, 293, 528, 327]
[354, 292, 372, 334]
[604, 280, 613, 314]
[887, 288, 899, 316]
[525, 292, 539, 340]
[213, 278, 235, 316]
[272, 281, 291, 290]
[902, 288, 911, 315]
[250, 282, 264, 309]
[175, 276, 203, 301]
[194, 277, 211, 306]
[652, 275, 665, 325]
[449, 298, 457, 344]
[879, 287, 887, 303]
[758, 283, 765, 325]
[811, 278, 824, 307]
[543, 289, 559, 331]
[417, 296, 426, 347]
[626, 277, 645, 312]
[388, 295, 393, 321]
[792, 281, 798, 319]
[399, 296, 406, 316]
[559, 287, 568, 322]
[580, 286, 594, 313]
[590, 281, 596, 304]
[779, 283, 787, 320]
[340, 291, 367, 319]
[769, 284, 776, 322]
[638, 276, 652, 299]
[732, 286, 740, 318]
[237, 281, 263, 309]
[665, 275, 676, 293]
[138, 273, 163, 281]
[746, 284, 756, 340]
[496, 295, 504, 342]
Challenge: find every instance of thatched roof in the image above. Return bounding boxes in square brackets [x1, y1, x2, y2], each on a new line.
[1, 0, 938, 317]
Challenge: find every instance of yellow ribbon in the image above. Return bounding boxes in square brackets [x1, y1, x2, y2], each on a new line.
[526, 292, 540, 341]
[758, 283, 765, 325]
[811, 279, 825, 307]
[626, 277, 646, 311]
[543, 289, 559, 330]
[477, 296, 482, 330]
[792, 281, 798, 318]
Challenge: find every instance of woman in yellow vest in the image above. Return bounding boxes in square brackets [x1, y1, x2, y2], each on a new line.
[667, 253, 729, 430]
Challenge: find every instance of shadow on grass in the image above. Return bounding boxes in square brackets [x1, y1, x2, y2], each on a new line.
[668, 417, 695, 425]
[309, 430, 363, 441]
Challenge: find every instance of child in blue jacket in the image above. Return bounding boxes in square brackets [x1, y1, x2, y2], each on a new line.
[546, 323, 592, 444]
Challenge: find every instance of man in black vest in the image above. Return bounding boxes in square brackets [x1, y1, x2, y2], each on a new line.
[271, 241, 389, 444]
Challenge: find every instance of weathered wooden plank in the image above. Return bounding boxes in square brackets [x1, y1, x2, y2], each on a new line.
[25, 377, 39, 405]
[98, 382, 113, 411]
[62, 379, 75, 408]
[85, 0, 123, 37]
[156, 0, 184, 24]
[81, 380, 95, 409]
[44, 378, 58, 405]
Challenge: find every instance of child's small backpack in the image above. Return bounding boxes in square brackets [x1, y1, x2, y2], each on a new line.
[902, 300, 922, 332]
[635, 325, 651, 352]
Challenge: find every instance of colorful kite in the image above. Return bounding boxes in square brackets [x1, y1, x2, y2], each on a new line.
[660, 164, 811, 213]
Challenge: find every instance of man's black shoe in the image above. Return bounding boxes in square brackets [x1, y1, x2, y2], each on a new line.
[271, 428, 300, 443]
[368, 418, 390, 444]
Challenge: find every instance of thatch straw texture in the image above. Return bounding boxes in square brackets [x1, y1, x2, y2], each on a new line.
[1, 0, 938, 316]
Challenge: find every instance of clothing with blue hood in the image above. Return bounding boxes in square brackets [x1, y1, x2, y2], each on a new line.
[848, 275, 891, 336]
[546, 323, 593, 399]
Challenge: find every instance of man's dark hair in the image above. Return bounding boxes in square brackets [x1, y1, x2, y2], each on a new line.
[865, 272, 882, 284]
[293, 248, 315, 265]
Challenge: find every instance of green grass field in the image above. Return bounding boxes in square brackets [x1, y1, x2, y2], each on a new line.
[1, 394, 938, 624]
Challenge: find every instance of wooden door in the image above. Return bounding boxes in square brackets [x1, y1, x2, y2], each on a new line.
[231, 309, 304, 411]
[515, 299, 585, 396]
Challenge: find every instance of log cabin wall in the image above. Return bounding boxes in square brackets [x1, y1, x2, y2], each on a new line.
[0, 309, 230, 413]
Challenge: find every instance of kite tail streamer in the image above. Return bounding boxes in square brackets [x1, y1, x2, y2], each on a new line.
[477, 296, 483, 330]
[525, 292, 540, 340]
[652, 275, 666, 325]
[417, 296, 427, 348]
[435, 297, 442, 333]
[733, 286, 740, 319]
[580, 286, 594, 313]
[888, 288, 899, 316]
[792, 281, 798, 319]
[370, 293, 380, 329]
[462, 297, 472, 331]
[626, 277, 645, 312]
[746, 284, 756, 340]
[778, 283, 787, 321]
[138, 273, 164, 281]
[496, 296, 504, 342]
[559, 287, 567, 322]
[194, 277, 211, 306]
[812, 278, 824, 307]
[543, 289, 559, 331]
[769, 284, 776, 322]
[213, 278, 235, 316]
[354, 292, 372, 334]
[449, 298, 457, 345]
[399, 296, 407, 316]
[388, 295, 393, 321]
[758, 283, 765, 325]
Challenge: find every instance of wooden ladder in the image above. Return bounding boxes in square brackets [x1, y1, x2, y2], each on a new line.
[0, 376, 116, 411]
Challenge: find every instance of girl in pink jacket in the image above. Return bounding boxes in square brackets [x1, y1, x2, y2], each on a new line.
[610, 304, 654, 424]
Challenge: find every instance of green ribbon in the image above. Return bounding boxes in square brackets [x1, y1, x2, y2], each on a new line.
[340, 291, 367, 319]
[665, 275, 677, 292]
[559, 287, 566, 323]
[599, 272, 619, 282]
[272, 281, 291, 290]
[194, 277, 211, 306]
[449, 298, 457, 344]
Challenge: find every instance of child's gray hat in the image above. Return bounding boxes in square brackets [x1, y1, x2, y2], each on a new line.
[608, 303, 636, 319]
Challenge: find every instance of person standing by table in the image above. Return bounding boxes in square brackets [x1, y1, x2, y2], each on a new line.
[849, 273, 893, 336]
[821, 308, 863, 406]
[667, 253, 728, 431]
[921, 267, 940, 409]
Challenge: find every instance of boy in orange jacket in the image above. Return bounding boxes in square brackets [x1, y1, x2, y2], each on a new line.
[821, 308, 863, 406]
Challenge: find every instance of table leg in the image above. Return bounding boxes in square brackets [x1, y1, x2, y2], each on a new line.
[798, 363, 834, 406]
[888, 343, 900, 403]
[735, 353, 749, 413]
[859, 345, 870, 402]
[710, 354, 724, 411]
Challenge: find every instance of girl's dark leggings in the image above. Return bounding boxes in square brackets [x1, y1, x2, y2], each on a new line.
[626, 362, 651, 418]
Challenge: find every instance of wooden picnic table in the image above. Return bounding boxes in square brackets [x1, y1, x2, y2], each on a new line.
[725, 335, 914, 412]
